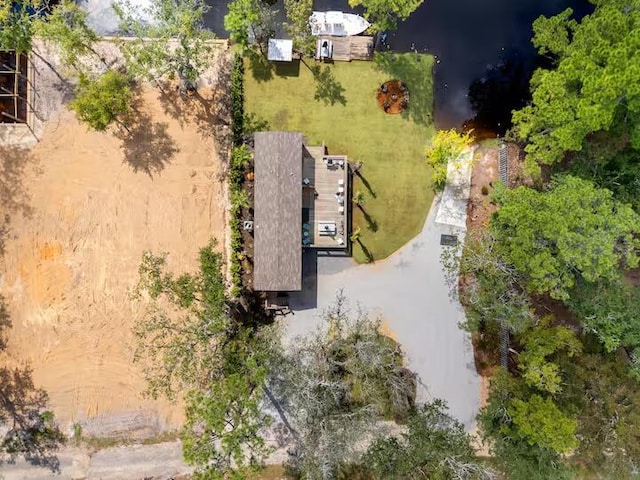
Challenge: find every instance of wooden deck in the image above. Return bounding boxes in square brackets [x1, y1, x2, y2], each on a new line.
[317, 35, 374, 62]
[302, 146, 349, 248]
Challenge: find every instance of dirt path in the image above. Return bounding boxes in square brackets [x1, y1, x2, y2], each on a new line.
[0, 86, 228, 436]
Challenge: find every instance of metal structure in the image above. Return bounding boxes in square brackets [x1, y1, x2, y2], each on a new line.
[0, 50, 35, 126]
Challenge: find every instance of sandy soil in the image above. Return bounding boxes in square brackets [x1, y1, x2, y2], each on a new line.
[0, 86, 227, 437]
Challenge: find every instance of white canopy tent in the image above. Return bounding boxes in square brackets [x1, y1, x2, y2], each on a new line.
[267, 39, 294, 62]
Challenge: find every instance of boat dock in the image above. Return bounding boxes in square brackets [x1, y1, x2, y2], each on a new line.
[317, 35, 374, 62]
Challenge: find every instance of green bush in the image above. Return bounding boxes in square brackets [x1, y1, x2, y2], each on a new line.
[231, 54, 245, 146]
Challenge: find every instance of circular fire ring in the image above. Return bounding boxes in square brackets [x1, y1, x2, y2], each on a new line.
[377, 79, 410, 114]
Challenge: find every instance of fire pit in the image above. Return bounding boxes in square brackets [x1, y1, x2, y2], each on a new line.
[377, 80, 410, 114]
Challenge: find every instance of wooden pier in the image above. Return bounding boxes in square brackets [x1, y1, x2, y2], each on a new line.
[317, 35, 374, 62]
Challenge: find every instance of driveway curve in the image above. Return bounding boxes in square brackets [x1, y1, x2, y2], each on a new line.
[285, 195, 480, 429]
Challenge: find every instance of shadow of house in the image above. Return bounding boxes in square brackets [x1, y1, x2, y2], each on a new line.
[253, 132, 350, 311]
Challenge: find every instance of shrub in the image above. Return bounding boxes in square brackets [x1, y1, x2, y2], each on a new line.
[425, 129, 472, 191]
[231, 54, 245, 146]
[481, 185, 489, 195]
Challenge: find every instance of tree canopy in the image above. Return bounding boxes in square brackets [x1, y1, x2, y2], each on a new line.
[224, 0, 277, 55]
[490, 176, 640, 300]
[115, 0, 216, 86]
[0, 0, 98, 68]
[348, 0, 424, 32]
[518, 318, 582, 394]
[284, 0, 314, 56]
[425, 129, 472, 191]
[133, 239, 272, 478]
[70, 71, 133, 132]
[266, 293, 415, 479]
[363, 400, 494, 480]
[511, 0, 640, 170]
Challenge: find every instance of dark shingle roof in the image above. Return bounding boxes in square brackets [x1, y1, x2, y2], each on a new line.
[253, 132, 303, 291]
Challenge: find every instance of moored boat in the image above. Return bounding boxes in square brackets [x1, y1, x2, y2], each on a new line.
[309, 11, 371, 36]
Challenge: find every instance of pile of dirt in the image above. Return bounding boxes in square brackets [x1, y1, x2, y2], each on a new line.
[0, 85, 228, 436]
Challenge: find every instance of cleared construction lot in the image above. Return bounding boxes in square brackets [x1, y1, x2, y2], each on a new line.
[0, 72, 229, 437]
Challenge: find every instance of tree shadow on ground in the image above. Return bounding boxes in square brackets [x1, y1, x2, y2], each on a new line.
[0, 298, 64, 472]
[243, 112, 270, 136]
[356, 238, 375, 263]
[298, 58, 347, 106]
[307, 63, 347, 106]
[361, 208, 378, 232]
[0, 146, 39, 255]
[374, 52, 433, 126]
[155, 55, 233, 162]
[0, 295, 11, 350]
[116, 92, 180, 179]
[248, 51, 275, 83]
[356, 172, 376, 198]
[0, 366, 65, 472]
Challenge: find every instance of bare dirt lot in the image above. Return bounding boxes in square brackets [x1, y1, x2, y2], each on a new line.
[0, 86, 228, 437]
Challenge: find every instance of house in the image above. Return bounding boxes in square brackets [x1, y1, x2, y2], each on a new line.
[253, 131, 349, 292]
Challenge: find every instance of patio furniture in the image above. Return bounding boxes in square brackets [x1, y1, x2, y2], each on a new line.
[303, 230, 309, 237]
[338, 205, 344, 214]
[303, 177, 311, 185]
[338, 178, 344, 186]
[318, 221, 337, 236]
[337, 186, 344, 193]
[336, 237, 344, 245]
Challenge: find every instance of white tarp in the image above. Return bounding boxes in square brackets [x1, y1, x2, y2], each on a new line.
[267, 39, 293, 62]
[435, 147, 475, 230]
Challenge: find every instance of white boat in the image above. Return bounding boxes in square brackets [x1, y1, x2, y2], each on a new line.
[309, 11, 371, 37]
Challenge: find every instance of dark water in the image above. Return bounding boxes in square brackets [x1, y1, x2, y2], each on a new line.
[205, 0, 593, 134]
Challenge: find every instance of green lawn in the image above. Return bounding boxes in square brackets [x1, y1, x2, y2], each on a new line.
[244, 53, 435, 262]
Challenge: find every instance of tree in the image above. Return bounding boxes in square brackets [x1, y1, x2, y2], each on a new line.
[182, 329, 274, 479]
[70, 71, 133, 132]
[570, 352, 640, 478]
[1, 0, 98, 69]
[478, 370, 574, 480]
[133, 239, 272, 477]
[362, 400, 494, 480]
[567, 277, 640, 371]
[350, 226, 362, 243]
[425, 129, 472, 191]
[224, 0, 277, 55]
[509, 394, 578, 453]
[284, 0, 314, 56]
[352, 190, 366, 207]
[446, 232, 535, 335]
[266, 293, 415, 479]
[115, 0, 216, 88]
[35, 0, 99, 71]
[510, 0, 640, 170]
[490, 176, 640, 300]
[0, 0, 39, 53]
[518, 318, 582, 394]
[348, 0, 424, 33]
